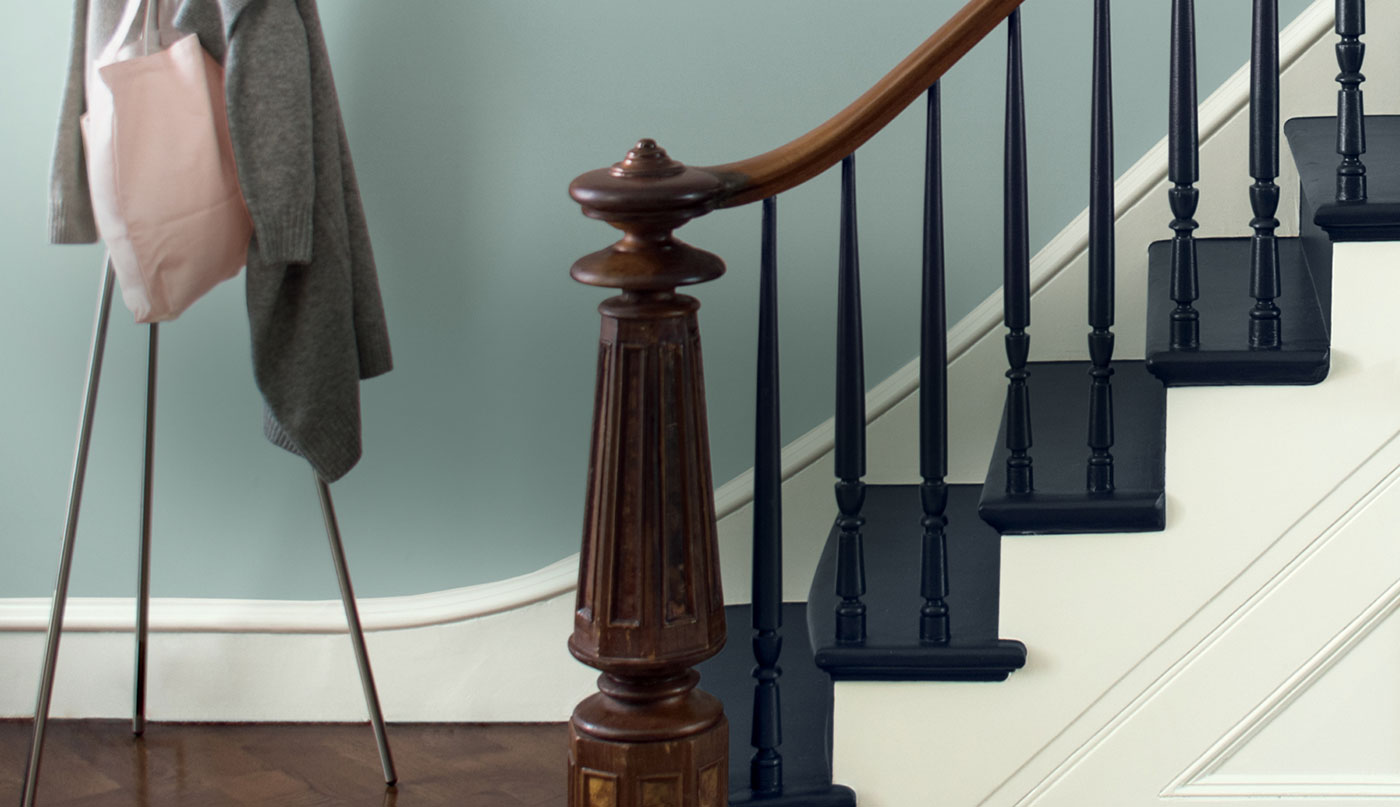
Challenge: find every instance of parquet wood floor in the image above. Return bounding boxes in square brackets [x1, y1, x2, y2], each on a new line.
[0, 720, 567, 806]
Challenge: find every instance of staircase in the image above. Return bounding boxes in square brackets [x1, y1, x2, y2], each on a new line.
[562, 0, 1400, 805]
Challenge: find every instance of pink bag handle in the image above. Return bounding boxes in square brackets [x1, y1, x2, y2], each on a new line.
[97, 0, 161, 67]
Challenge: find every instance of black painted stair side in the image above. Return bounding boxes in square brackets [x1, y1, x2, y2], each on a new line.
[1144, 237, 1330, 386]
[696, 603, 857, 807]
[979, 360, 1166, 534]
[1288, 116, 1400, 241]
[806, 484, 1027, 682]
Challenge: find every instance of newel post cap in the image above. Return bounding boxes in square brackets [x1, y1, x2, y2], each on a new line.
[569, 140, 728, 290]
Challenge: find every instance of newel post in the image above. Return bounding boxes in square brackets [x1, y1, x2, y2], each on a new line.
[566, 140, 730, 807]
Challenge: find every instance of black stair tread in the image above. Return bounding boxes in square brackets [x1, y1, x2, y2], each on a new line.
[980, 360, 1166, 534]
[696, 602, 857, 806]
[806, 484, 1027, 682]
[1144, 236, 1330, 386]
[1287, 115, 1400, 241]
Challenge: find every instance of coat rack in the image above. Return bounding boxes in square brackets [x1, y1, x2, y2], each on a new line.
[22, 4, 394, 802]
[19, 266, 397, 800]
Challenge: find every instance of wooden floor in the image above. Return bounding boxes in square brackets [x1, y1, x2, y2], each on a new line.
[0, 720, 568, 806]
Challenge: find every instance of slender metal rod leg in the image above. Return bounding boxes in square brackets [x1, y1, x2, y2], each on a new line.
[21, 260, 118, 807]
[133, 323, 158, 736]
[314, 473, 397, 786]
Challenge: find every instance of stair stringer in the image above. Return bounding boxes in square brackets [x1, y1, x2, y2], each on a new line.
[831, 242, 1400, 807]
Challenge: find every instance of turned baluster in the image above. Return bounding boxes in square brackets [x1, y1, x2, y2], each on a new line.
[834, 154, 868, 646]
[749, 197, 783, 795]
[567, 140, 729, 807]
[1087, 0, 1116, 493]
[1168, 0, 1200, 350]
[1336, 0, 1367, 201]
[1004, 9, 1033, 496]
[1250, 0, 1282, 349]
[920, 84, 950, 645]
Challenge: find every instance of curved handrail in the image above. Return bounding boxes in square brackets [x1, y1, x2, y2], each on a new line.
[704, 0, 1027, 207]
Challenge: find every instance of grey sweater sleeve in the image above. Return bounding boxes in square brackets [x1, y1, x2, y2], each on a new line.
[49, 0, 98, 244]
[222, 0, 316, 265]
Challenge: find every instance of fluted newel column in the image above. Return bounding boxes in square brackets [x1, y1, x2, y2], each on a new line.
[1087, 0, 1115, 493]
[567, 140, 729, 807]
[1003, 9, 1033, 496]
[1336, 0, 1367, 201]
[1168, 0, 1200, 351]
[919, 84, 950, 646]
[834, 154, 868, 646]
[1250, 0, 1282, 349]
[749, 197, 783, 795]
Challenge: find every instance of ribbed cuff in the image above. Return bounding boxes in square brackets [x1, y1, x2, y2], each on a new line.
[49, 201, 98, 245]
[263, 402, 363, 483]
[253, 205, 315, 265]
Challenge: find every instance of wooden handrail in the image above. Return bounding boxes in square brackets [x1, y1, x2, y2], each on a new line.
[571, 0, 1028, 227]
[705, 0, 1027, 207]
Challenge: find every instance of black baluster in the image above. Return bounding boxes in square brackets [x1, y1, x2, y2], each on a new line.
[834, 154, 867, 645]
[750, 197, 783, 794]
[1336, 0, 1367, 201]
[1250, 0, 1282, 349]
[1168, 0, 1200, 351]
[1004, 9, 1033, 496]
[920, 84, 950, 646]
[1088, 0, 1115, 493]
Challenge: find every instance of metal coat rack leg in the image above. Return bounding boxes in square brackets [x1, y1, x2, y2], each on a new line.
[19, 259, 397, 807]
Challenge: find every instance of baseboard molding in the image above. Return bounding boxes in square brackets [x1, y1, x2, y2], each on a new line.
[0, 555, 578, 634]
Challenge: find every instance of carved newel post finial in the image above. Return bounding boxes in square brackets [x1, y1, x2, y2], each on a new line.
[566, 140, 730, 807]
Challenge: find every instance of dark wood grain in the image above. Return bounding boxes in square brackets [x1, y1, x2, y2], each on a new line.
[707, 0, 1026, 206]
[568, 139, 728, 807]
[0, 721, 567, 807]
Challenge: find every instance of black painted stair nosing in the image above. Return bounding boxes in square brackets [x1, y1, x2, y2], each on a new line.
[807, 484, 1028, 682]
[696, 603, 857, 807]
[1144, 237, 1330, 387]
[1287, 115, 1400, 241]
[980, 360, 1167, 535]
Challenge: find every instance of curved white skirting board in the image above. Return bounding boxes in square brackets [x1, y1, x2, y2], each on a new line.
[0, 554, 580, 634]
[0, 0, 1356, 724]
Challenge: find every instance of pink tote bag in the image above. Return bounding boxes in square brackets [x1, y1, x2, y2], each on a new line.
[81, 5, 251, 324]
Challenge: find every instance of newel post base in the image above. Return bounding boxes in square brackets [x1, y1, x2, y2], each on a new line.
[567, 140, 731, 806]
[568, 672, 728, 807]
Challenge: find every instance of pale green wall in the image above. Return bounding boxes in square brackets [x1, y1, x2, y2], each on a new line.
[0, 0, 1312, 599]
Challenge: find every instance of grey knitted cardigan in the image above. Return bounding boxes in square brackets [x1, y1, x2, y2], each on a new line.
[50, 0, 393, 482]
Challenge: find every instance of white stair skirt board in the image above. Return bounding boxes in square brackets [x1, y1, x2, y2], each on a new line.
[832, 242, 1400, 807]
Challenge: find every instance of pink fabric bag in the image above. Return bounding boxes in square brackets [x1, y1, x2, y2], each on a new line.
[81, 3, 251, 324]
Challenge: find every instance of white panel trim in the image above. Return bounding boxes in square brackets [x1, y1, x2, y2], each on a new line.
[1001, 438, 1400, 807]
[1168, 573, 1400, 798]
